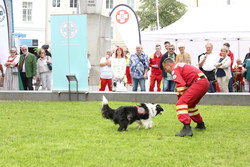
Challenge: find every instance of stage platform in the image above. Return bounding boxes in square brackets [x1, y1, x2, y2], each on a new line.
[0, 91, 249, 106]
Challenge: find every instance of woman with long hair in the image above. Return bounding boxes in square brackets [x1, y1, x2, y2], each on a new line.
[111, 47, 127, 91]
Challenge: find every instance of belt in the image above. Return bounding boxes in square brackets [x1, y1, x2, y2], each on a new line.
[194, 75, 206, 83]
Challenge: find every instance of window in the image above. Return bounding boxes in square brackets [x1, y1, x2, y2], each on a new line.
[70, 0, 77, 8]
[52, 0, 60, 7]
[106, 0, 113, 9]
[127, 0, 134, 9]
[22, 2, 32, 22]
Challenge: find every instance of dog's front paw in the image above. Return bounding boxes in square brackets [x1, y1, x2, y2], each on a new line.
[137, 124, 142, 130]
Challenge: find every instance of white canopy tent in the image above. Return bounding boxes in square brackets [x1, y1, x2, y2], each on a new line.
[141, 6, 250, 67]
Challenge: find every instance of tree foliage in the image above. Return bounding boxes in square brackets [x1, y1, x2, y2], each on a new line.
[136, 0, 187, 30]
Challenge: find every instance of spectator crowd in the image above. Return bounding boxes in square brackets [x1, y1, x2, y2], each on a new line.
[99, 42, 250, 93]
[0, 44, 52, 91]
[0, 42, 250, 93]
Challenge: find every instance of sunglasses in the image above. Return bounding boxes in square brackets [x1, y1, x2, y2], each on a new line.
[169, 48, 174, 50]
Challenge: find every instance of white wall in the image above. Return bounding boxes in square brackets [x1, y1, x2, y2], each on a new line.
[13, 0, 46, 48]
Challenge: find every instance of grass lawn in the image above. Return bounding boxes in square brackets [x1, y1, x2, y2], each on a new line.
[0, 101, 249, 167]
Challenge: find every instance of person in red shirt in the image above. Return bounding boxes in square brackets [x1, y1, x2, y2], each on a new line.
[162, 58, 209, 137]
[149, 44, 162, 91]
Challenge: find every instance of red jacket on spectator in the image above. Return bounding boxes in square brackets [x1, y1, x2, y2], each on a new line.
[149, 52, 162, 75]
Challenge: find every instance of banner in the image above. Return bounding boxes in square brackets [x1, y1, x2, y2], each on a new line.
[0, 0, 9, 68]
[51, 15, 88, 91]
[110, 4, 141, 53]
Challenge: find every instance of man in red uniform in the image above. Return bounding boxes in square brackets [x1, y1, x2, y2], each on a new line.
[149, 44, 162, 91]
[162, 58, 209, 137]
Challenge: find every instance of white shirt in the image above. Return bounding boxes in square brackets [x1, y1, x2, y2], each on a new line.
[100, 57, 112, 79]
[111, 58, 126, 79]
[200, 52, 219, 71]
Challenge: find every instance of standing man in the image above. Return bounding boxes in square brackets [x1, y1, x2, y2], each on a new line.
[99, 50, 112, 91]
[149, 44, 162, 92]
[160, 44, 176, 92]
[129, 45, 149, 91]
[164, 41, 170, 52]
[162, 58, 209, 137]
[222, 43, 234, 92]
[198, 43, 219, 93]
[176, 43, 191, 64]
[19, 45, 37, 90]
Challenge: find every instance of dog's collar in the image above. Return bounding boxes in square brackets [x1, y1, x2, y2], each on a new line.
[136, 106, 145, 115]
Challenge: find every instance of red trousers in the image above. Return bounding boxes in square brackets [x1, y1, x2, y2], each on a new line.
[99, 78, 112, 91]
[126, 66, 132, 84]
[149, 74, 162, 92]
[176, 78, 209, 125]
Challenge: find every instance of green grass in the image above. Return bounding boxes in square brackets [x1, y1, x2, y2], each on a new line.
[0, 101, 249, 167]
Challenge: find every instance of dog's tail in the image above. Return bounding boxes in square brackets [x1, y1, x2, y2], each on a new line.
[102, 96, 115, 120]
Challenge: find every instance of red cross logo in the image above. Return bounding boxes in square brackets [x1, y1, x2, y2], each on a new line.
[116, 10, 129, 24]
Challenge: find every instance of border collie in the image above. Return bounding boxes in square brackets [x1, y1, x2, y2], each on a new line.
[101, 96, 164, 131]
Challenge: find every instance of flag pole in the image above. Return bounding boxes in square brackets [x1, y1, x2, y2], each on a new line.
[156, 0, 160, 30]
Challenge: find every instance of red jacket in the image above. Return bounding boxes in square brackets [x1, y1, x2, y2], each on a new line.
[220, 50, 234, 71]
[149, 52, 162, 75]
[171, 63, 205, 99]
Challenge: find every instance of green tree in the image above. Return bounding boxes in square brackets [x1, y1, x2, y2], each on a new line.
[136, 0, 187, 30]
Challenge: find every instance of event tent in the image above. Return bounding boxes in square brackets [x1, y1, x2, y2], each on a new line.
[141, 6, 250, 66]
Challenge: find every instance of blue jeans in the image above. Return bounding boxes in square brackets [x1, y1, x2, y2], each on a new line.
[162, 77, 175, 92]
[228, 71, 234, 92]
[132, 78, 145, 91]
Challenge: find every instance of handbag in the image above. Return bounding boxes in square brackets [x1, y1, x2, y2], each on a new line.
[11, 67, 18, 75]
[46, 56, 52, 70]
[242, 71, 247, 78]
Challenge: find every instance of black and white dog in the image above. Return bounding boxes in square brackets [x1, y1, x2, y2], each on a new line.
[101, 96, 164, 131]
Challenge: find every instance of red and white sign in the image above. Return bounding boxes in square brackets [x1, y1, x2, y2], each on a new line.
[111, 5, 141, 54]
[116, 10, 129, 24]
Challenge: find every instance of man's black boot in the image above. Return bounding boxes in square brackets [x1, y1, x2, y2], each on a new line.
[195, 122, 206, 130]
[175, 124, 193, 137]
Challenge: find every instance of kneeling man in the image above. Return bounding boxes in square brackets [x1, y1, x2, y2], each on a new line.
[162, 58, 209, 137]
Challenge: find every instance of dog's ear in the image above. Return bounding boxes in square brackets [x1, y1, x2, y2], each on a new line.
[156, 104, 164, 112]
[140, 103, 147, 108]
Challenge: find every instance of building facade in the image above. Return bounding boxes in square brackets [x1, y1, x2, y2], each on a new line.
[12, 0, 46, 53]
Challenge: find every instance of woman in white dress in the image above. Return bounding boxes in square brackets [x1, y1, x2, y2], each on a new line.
[37, 50, 52, 90]
[111, 47, 127, 91]
[3, 48, 20, 90]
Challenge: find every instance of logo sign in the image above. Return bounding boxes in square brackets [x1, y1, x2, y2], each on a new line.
[0, 5, 6, 22]
[116, 10, 129, 24]
[60, 20, 78, 39]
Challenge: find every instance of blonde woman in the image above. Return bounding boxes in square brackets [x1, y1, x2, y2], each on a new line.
[3, 48, 20, 90]
[37, 50, 52, 90]
[214, 46, 232, 92]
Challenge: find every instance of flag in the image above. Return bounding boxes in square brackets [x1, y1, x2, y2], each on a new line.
[0, 0, 9, 67]
[110, 4, 141, 53]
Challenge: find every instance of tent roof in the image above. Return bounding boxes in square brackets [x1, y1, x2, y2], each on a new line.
[142, 6, 250, 41]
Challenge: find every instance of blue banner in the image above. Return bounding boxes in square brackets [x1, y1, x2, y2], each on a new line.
[51, 15, 88, 90]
